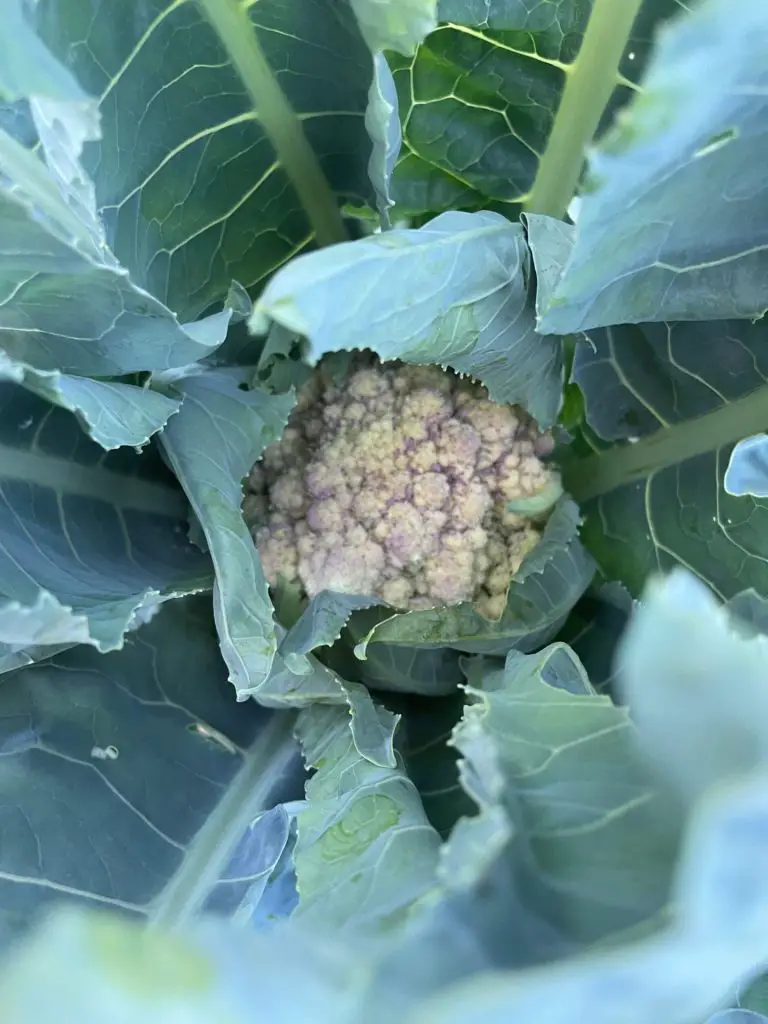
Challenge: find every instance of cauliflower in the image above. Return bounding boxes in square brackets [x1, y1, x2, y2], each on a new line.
[243, 353, 560, 620]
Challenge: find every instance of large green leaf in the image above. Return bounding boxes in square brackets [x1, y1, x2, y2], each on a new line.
[0, 385, 210, 668]
[0, 122, 231, 379]
[252, 210, 564, 426]
[0, 595, 301, 948]
[158, 370, 294, 695]
[33, 0, 376, 321]
[539, 0, 768, 332]
[453, 645, 682, 946]
[388, 0, 682, 218]
[566, 319, 768, 600]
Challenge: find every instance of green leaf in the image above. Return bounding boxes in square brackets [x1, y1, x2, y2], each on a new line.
[354, 498, 595, 660]
[0, 353, 179, 450]
[554, 582, 633, 696]
[409, 770, 768, 1024]
[454, 644, 681, 945]
[0, 386, 210, 665]
[725, 436, 768, 498]
[394, 690, 475, 838]
[388, 0, 680, 218]
[158, 371, 295, 696]
[616, 569, 768, 803]
[539, 0, 768, 333]
[279, 592, 380, 665]
[566, 320, 768, 600]
[0, 127, 229, 378]
[293, 702, 441, 933]
[346, 629, 465, 695]
[253, 210, 563, 426]
[352, 0, 438, 57]
[32, 0, 376, 320]
[0, 596, 301, 947]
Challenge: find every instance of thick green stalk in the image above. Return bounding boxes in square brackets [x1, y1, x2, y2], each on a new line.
[525, 0, 644, 220]
[197, 0, 348, 247]
[564, 385, 768, 503]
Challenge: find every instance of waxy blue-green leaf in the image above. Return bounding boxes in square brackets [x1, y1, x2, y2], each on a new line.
[0, 122, 232, 378]
[567, 319, 768, 601]
[293, 702, 441, 933]
[158, 371, 294, 696]
[32, 0, 376, 321]
[539, 0, 768, 333]
[388, 0, 681, 218]
[0, 385, 210, 667]
[354, 498, 595, 662]
[0, 596, 301, 948]
[0, 352, 179, 450]
[252, 210, 563, 427]
[453, 644, 681, 945]
[261, 642, 398, 768]
[410, 771, 768, 1024]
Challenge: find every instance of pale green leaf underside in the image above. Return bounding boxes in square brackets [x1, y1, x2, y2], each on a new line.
[253, 210, 563, 426]
[539, 0, 768, 332]
[0, 597, 298, 946]
[365, 53, 402, 227]
[571, 318, 768, 601]
[455, 644, 681, 945]
[159, 371, 294, 695]
[0, 353, 179, 450]
[616, 569, 768, 803]
[294, 702, 441, 933]
[0, 385, 210, 664]
[33, 0, 376, 321]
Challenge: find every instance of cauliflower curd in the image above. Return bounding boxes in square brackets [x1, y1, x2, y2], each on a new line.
[243, 354, 558, 620]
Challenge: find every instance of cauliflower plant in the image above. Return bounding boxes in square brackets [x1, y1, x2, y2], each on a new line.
[243, 354, 560, 620]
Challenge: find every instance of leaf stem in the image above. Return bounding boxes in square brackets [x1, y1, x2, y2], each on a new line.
[524, 0, 644, 220]
[564, 385, 768, 502]
[197, 0, 348, 247]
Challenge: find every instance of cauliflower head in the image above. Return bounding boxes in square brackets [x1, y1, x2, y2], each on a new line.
[243, 353, 559, 620]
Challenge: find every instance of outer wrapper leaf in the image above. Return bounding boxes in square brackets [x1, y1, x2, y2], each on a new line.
[252, 210, 563, 427]
[388, 0, 679, 218]
[0, 353, 179, 450]
[158, 371, 294, 695]
[0, 386, 210, 666]
[294, 703, 441, 933]
[539, 0, 768, 332]
[568, 318, 768, 600]
[0, 596, 301, 947]
[0, 126, 232, 378]
[32, 0, 377, 321]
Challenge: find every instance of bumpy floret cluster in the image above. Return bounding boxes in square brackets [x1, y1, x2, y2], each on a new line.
[243, 354, 558, 620]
